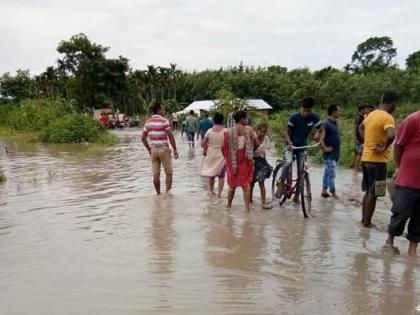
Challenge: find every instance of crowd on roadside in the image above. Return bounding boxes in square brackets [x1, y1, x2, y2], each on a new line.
[141, 94, 420, 257]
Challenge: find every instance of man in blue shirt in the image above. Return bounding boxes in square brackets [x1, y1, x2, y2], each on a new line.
[198, 113, 214, 140]
[276, 97, 321, 202]
[320, 104, 341, 199]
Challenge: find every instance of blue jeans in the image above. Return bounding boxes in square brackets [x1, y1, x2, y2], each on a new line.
[280, 149, 306, 179]
[187, 132, 195, 143]
[323, 159, 337, 193]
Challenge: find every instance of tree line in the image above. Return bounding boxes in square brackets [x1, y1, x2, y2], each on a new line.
[1, 34, 420, 115]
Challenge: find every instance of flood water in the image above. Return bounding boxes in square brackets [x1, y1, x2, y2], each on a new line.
[0, 130, 419, 315]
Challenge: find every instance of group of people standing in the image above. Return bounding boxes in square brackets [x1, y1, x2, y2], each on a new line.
[142, 94, 420, 256]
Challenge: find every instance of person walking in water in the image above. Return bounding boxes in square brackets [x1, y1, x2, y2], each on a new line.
[142, 102, 179, 195]
[319, 104, 341, 199]
[186, 110, 199, 148]
[201, 112, 226, 198]
[223, 110, 257, 211]
[251, 123, 273, 209]
[199, 112, 214, 141]
[275, 97, 321, 202]
[383, 110, 420, 256]
[359, 91, 398, 228]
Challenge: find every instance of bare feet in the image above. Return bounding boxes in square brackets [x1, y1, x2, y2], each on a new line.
[408, 242, 418, 257]
[362, 222, 377, 229]
[331, 193, 339, 199]
[321, 192, 331, 198]
[293, 196, 300, 204]
[262, 202, 273, 210]
[382, 244, 400, 256]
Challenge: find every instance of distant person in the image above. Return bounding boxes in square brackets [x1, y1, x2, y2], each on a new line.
[366, 105, 375, 116]
[172, 112, 178, 130]
[199, 113, 214, 140]
[319, 104, 341, 199]
[352, 105, 369, 173]
[99, 112, 109, 126]
[201, 112, 226, 198]
[181, 119, 187, 139]
[275, 97, 321, 202]
[383, 110, 420, 256]
[251, 123, 273, 209]
[359, 91, 398, 228]
[223, 110, 257, 211]
[185, 110, 199, 148]
[141, 102, 179, 195]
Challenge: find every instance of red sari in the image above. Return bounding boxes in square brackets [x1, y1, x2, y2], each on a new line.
[223, 132, 254, 188]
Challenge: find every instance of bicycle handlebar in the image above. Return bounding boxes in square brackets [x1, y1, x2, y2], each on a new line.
[290, 143, 321, 150]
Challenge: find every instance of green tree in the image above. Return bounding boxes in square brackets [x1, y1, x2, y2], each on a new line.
[0, 70, 33, 101]
[351, 36, 397, 73]
[406, 50, 420, 73]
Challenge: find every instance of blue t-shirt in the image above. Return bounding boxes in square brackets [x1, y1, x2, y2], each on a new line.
[199, 118, 213, 134]
[322, 118, 340, 161]
[287, 112, 321, 148]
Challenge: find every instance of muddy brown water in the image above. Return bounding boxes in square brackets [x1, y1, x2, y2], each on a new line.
[0, 130, 419, 315]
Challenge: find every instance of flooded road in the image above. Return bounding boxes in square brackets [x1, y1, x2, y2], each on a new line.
[0, 130, 419, 315]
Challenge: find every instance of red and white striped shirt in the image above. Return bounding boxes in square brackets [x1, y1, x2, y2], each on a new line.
[143, 115, 171, 147]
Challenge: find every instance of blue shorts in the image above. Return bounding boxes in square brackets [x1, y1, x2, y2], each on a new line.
[187, 132, 195, 143]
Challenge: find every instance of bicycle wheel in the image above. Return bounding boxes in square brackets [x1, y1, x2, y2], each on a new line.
[300, 172, 312, 218]
[271, 161, 284, 201]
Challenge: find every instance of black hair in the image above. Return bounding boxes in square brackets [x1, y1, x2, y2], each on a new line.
[256, 123, 268, 130]
[151, 102, 163, 114]
[233, 110, 247, 123]
[368, 105, 375, 109]
[382, 91, 400, 104]
[189, 110, 194, 115]
[358, 104, 368, 112]
[327, 104, 339, 116]
[213, 112, 224, 125]
[300, 97, 315, 109]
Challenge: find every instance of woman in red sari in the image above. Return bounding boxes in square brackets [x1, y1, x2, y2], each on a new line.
[223, 111, 257, 211]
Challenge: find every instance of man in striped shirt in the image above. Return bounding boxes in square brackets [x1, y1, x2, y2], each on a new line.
[142, 102, 179, 194]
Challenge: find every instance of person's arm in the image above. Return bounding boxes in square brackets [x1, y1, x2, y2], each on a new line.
[141, 129, 151, 155]
[166, 129, 179, 159]
[358, 122, 365, 142]
[284, 116, 294, 149]
[353, 120, 360, 144]
[202, 136, 209, 156]
[318, 126, 333, 152]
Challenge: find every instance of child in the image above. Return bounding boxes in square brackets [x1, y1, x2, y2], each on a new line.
[251, 123, 273, 209]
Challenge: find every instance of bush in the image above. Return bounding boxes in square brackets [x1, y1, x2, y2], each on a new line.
[8, 99, 63, 132]
[40, 113, 108, 143]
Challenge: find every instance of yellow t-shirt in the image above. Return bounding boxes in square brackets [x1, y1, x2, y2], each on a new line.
[361, 109, 395, 163]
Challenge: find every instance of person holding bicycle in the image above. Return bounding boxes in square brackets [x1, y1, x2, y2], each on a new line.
[275, 97, 321, 203]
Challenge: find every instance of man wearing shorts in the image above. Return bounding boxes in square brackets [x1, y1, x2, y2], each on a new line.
[383, 110, 420, 256]
[359, 91, 398, 228]
[142, 102, 179, 195]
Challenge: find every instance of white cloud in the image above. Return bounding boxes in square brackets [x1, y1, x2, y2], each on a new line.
[0, 0, 419, 74]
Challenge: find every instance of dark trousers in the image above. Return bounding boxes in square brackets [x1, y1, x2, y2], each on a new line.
[388, 185, 420, 243]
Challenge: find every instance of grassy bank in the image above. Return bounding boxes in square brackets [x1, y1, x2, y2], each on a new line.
[261, 103, 418, 178]
[0, 99, 118, 145]
[0, 170, 6, 183]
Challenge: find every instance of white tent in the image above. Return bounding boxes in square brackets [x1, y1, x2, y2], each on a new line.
[177, 99, 272, 114]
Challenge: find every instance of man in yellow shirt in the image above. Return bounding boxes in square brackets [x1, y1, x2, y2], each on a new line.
[358, 91, 398, 228]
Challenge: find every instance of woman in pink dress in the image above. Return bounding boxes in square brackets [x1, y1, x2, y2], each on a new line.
[223, 111, 257, 211]
[201, 113, 226, 197]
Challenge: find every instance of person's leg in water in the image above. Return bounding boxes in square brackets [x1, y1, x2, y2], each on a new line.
[217, 177, 225, 198]
[250, 183, 255, 203]
[161, 148, 173, 193]
[208, 177, 215, 195]
[242, 185, 251, 211]
[293, 150, 305, 203]
[362, 193, 377, 227]
[153, 173, 161, 195]
[276, 150, 293, 197]
[165, 173, 173, 193]
[353, 151, 362, 173]
[227, 187, 236, 208]
[151, 149, 161, 194]
[321, 158, 331, 198]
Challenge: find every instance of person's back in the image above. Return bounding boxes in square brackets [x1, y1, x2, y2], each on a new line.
[200, 117, 213, 138]
[395, 111, 420, 190]
[186, 115, 198, 133]
[362, 109, 395, 163]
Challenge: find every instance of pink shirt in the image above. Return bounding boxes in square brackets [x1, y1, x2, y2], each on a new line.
[395, 111, 420, 190]
[143, 115, 171, 148]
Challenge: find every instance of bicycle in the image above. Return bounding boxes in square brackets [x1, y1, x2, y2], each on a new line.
[271, 143, 320, 218]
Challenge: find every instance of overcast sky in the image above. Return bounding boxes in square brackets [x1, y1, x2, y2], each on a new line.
[1, 0, 419, 74]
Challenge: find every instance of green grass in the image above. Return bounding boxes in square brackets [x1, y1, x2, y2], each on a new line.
[0, 170, 6, 183]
